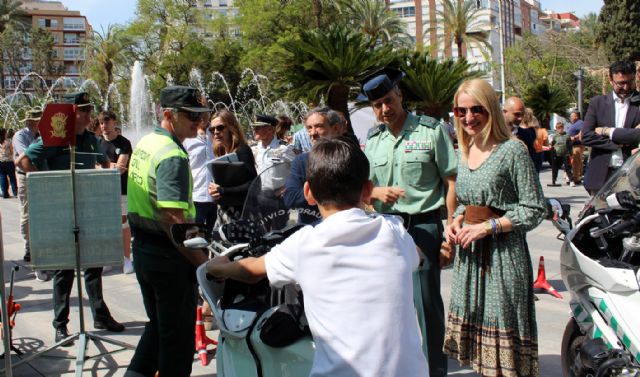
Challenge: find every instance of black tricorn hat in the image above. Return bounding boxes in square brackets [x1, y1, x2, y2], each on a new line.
[250, 114, 278, 127]
[160, 86, 211, 113]
[361, 68, 406, 101]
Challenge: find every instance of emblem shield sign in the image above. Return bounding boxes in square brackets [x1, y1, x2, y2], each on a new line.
[38, 103, 76, 147]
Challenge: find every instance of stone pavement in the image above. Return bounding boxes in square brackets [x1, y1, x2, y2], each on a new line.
[0, 167, 589, 376]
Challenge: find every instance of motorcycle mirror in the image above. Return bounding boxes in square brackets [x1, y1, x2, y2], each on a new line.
[170, 223, 211, 248]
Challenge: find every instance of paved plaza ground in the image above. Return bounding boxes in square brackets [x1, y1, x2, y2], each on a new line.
[0, 167, 588, 376]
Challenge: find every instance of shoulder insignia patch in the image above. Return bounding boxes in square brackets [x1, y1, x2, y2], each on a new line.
[417, 115, 439, 129]
[367, 124, 385, 139]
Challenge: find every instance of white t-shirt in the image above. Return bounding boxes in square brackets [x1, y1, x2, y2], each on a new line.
[265, 208, 429, 377]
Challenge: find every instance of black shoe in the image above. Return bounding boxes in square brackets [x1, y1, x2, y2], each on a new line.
[23, 252, 31, 262]
[55, 326, 74, 347]
[94, 317, 125, 332]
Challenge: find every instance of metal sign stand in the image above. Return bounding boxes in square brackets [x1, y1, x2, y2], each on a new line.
[2, 146, 134, 376]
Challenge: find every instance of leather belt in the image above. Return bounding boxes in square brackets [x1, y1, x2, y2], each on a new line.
[17, 171, 26, 176]
[384, 209, 440, 229]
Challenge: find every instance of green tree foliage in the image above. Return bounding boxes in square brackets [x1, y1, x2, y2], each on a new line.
[0, 0, 26, 33]
[597, 0, 640, 61]
[83, 25, 131, 89]
[524, 83, 570, 129]
[30, 28, 61, 93]
[505, 32, 603, 105]
[0, 24, 26, 86]
[281, 25, 393, 127]
[335, 0, 411, 49]
[398, 50, 483, 119]
[434, 0, 490, 58]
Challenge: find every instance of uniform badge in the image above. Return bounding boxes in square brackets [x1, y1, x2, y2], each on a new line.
[404, 140, 432, 153]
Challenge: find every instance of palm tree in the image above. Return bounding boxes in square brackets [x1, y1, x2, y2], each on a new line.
[398, 50, 483, 119]
[336, 0, 411, 48]
[434, 0, 490, 59]
[0, 0, 26, 33]
[282, 24, 394, 130]
[83, 25, 130, 88]
[524, 83, 570, 129]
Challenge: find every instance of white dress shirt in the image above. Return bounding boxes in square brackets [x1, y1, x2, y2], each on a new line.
[184, 132, 214, 203]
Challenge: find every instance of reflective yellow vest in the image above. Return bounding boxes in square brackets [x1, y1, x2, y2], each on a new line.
[127, 130, 195, 234]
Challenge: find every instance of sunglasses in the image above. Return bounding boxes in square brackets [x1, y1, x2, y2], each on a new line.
[210, 125, 225, 133]
[453, 105, 486, 117]
[179, 110, 205, 122]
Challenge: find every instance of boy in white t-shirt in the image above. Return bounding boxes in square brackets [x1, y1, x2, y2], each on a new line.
[206, 137, 429, 377]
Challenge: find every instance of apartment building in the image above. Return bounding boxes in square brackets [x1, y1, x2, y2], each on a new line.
[191, 0, 240, 38]
[2, 1, 91, 91]
[388, 0, 548, 92]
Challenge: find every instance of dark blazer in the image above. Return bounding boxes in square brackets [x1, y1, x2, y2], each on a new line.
[581, 92, 640, 191]
[282, 152, 320, 224]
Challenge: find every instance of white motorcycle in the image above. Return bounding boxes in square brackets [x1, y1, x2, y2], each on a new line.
[553, 153, 640, 377]
[172, 164, 320, 377]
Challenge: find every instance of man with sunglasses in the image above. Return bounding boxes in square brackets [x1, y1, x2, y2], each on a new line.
[125, 86, 212, 377]
[582, 60, 640, 194]
[16, 92, 125, 346]
[362, 68, 457, 377]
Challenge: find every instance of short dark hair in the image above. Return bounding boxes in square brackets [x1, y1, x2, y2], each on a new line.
[98, 110, 117, 123]
[609, 60, 636, 77]
[307, 137, 369, 207]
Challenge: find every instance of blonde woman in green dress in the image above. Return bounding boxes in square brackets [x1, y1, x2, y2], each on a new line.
[444, 78, 546, 377]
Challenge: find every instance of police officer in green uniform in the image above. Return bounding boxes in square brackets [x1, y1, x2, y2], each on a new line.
[16, 92, 125, 347]
[362, 69, 457, 377]
[125, 86, 211, 377]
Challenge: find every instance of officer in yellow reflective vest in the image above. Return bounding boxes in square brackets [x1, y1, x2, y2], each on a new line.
[125, 86, 212, 377]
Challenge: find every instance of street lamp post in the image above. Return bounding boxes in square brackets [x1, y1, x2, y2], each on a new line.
[574, 68, 585, 118]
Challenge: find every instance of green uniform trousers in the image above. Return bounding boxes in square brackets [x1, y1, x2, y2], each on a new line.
[410, 220, 448, 377]
[127, 236, 198, 377]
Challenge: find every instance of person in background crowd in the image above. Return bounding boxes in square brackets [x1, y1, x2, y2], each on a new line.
[530, 109, 548, 173]
[0, 128, 18, 199]
[184, 112, 216, 230]
[567, 110, 584, 185]
[208, 109, 257, 225]
[16, 92, 125, 347]
[98, 110, 134, 274]
[506, 99, 537, 169]
[89, 116, 102, 137]
[549, 122, 573, 186]
[444, 78, 545, 377]
[283, 107, 343, 224]
[292, 124, 313, 154]
[582, 61, 640, 194]
[363, 67, 457, 377]
[275, 115, 293, 144]
[12, 109, 42, 265]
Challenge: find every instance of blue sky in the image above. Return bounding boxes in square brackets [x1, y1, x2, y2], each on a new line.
[63, 0, 604, 31]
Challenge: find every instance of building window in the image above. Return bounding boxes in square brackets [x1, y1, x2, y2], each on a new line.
[64, 47, 84, 60]
[63, 18, 85, 31]
[204, 0, 212, 7]
[63, 33, 80, 44]
[219, 0, 228, 6]
[393, 6, 416, 18]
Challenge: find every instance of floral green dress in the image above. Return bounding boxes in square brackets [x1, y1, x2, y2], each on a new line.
[444, 139, 546, 377]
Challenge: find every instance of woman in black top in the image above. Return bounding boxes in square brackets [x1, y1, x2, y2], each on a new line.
[208, 109, 257, 225]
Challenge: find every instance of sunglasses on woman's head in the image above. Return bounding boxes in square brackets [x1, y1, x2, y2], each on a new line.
[453, 105, 486, 117]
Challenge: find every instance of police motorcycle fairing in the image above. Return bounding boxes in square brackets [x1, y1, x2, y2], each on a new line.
[554, 152, 640, 377]
[172, 163, 319, 377]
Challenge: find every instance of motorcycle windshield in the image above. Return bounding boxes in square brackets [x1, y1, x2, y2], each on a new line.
[588, 151, 640, 212]
[240, 161, 322, 236]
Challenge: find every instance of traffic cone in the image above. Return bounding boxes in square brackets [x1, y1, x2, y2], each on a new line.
[195, 306, 217, 366]
[533, 256, 563, 299]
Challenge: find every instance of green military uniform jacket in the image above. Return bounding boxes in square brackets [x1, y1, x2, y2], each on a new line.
[364, 112, 457, 214]
[24, 130, 107, 170]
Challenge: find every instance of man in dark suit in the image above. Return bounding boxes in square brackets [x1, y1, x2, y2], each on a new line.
[582, 60, 640, 194]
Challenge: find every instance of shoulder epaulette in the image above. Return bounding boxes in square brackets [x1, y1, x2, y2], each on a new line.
[417, 115, 439, 129]
[367, 124, 385, 139]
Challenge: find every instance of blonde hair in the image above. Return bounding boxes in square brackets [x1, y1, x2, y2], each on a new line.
[522, 108, 540, 128]
[211, 109, 248, 157]
[453, 79, 512, 159]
